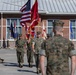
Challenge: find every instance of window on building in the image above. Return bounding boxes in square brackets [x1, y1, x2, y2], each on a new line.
[47, 20, 54, 36]
[7, 18, 22, 39]
[70, 20, 76, 40]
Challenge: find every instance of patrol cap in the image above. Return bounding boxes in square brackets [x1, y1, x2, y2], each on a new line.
[53, 20, 64, 27]
[37, 31, 41, 35]
[19, 34, 22, 37]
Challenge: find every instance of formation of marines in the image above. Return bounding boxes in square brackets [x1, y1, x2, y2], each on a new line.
[40, 20, 76, 75]
[15, 20, 76, 75]
[15, 31, 44, 73]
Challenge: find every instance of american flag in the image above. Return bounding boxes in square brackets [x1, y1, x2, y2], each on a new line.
[20, 0, 31, 26]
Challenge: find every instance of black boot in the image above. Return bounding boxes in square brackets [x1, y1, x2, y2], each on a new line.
[18, 63, 20, 67]
[1, 59, 4, 63]
[20, 65, 23, 68]
[37, 68, 39, 74]
[37, 68, 41, 74]
[29, 63, 33, 68]
[29, 63, 30, 67]
[0, 58, 4, 63]
[19, 63, 23, 68]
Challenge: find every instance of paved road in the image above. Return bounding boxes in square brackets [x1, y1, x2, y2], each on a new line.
[0, 48, 76, 75]
[0, 48, 42, 75]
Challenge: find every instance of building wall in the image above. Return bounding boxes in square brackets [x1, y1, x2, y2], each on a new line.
[61, 20, 69, 39]
[41, 15, 76, 39]
[0, 14, 20, 48]
[0, 14, 76, 48]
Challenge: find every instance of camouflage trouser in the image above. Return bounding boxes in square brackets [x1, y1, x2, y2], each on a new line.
[34, 54, 39, 68]
[27, 50, 33, 64]
[34, 54, 41, 73]
[16, 51, 24, 65]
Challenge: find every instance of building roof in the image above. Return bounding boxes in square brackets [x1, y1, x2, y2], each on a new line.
[0, 0, 76, 15]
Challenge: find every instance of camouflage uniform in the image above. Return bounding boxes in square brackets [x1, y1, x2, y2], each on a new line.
[40, 20, 75, 75]
[32, 31, 44, 73]
[16, 34, 26, 67]
[26, 38, 34, 67]
[45, 35, 74, 75]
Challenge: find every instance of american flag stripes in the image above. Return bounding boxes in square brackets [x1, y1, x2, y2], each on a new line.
[20, 0, 31, 26]
[20, 4, 26, 12]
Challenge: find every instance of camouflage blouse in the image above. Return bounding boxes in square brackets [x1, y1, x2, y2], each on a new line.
[16, 39, 26, 53]
[32, 37, 44, 54]
[43, 35, 74, 75]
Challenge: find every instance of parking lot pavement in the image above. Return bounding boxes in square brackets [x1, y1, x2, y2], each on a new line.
[0, 48, 41, 75]
[0, 48, 76, 75]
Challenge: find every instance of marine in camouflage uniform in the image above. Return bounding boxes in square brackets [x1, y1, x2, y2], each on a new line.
[32, 31, 44, 73]
[39, 20, 76, 75]
[16, 34, 26, 68]
[26, 34, 34, 67]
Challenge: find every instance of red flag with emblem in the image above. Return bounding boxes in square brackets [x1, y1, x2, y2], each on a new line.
[30, 0, 39, 29]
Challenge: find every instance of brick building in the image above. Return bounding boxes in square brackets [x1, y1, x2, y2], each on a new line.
[0, 0, 76, 48]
